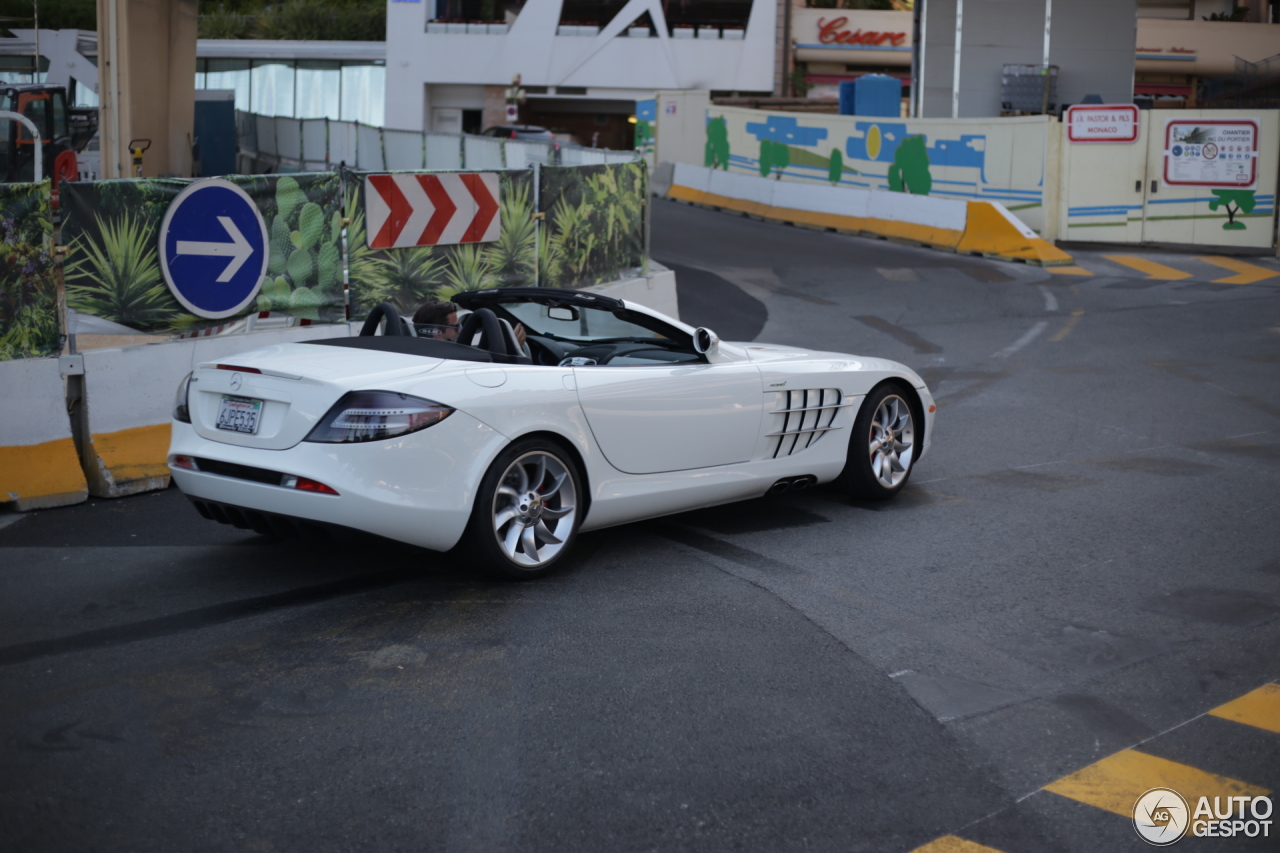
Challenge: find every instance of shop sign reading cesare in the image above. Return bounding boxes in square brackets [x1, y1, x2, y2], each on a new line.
[792, 8, 913, 65]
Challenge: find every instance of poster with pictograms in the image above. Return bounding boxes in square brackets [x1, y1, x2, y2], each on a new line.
[1164, 119, 1259, 188]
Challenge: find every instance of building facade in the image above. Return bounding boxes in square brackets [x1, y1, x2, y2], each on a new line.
[383, 0, 777, 145]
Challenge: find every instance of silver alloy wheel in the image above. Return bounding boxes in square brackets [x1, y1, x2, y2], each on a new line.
[491, 450, 577, 567]
[868, 394, 915, 489]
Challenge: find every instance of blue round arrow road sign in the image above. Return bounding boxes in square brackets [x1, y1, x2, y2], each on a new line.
[159, 178, 269, 320]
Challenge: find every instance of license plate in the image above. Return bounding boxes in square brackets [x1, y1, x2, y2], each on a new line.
[216, 395, 263, 434]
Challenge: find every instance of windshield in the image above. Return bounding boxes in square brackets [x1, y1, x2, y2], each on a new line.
[498, 301, 666, 341]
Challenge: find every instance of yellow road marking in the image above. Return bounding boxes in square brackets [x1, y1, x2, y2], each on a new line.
[1047, 265, 1095, 276]
[1044, 749, 1270, 818]
[1103, 254, 1193, 280]
[1208, 682, 1280, 734]
[910, 836, 1007, 853]
[1197, 256, 1280, 285]
[1050, 310, 1085, 342]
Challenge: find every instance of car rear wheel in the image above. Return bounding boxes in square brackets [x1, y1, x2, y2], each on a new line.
[462, 439, 582, 579]
[838, 384, 918, 500]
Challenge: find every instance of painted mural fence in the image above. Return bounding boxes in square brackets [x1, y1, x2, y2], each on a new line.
[0, 180, 58, 361]
[236, 111, 640, 175]
[703, 105, 1055, 235]
[62, 173, 346, 337]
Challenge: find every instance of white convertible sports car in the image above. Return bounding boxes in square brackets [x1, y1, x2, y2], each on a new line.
[168, 288, 935, 578]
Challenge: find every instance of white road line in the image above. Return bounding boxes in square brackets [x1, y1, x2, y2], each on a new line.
[992, 321, 1048, 359]
[1037, 285, 1058, 312]
[0, 512, 26, 531]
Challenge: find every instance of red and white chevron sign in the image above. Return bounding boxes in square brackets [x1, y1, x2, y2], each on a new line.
[364, 172, 500, 249]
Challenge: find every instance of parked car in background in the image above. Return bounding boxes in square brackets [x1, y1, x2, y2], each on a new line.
[482, 124, 556, 142]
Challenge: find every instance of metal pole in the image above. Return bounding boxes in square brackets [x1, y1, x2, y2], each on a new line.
[951, 0, 963, 119]
[1041, 0, 1052, 116]
[911, 0, 924, 118]
[32, 0, 39, 84]
[532, 160, 540, 287]
[106, 0, 122, 177]
[1042, 0, 1052, 67]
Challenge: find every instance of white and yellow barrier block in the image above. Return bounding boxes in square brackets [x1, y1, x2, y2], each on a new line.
[0, 357, 89, 510]
[668, 164, 1072, 266]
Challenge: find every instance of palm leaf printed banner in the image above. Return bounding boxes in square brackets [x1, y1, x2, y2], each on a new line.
[0, 180, 58, 361]
[539, 162, 646, 290]
[344, 168, 538, 319]
[61, 173, 345, 335]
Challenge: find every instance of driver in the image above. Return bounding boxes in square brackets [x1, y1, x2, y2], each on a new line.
[413, 301, 462, 341]
[414, 300, 529, 349]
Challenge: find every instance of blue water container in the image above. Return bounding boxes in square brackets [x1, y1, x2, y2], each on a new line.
[838, 80, 857, 116]
[853, 74, 902, 118]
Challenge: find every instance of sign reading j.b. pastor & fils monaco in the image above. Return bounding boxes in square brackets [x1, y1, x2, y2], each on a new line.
[1066, 105, 1140, 143]
[815, 17, 908, 48]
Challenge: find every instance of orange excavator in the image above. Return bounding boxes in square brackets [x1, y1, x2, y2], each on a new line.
[0, 84, 97, 204]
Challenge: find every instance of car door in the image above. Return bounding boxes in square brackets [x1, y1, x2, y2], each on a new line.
[573, 361, 764, 474]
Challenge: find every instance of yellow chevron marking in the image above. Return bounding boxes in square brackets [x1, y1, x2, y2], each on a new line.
[1044, 749, 1270, 818]
[1103, 255, 1193, 280]
[1047, 265, 1095, 276]
[1197, 256, 1280, 285]
[909, 835, 1007, 853]
[1208, 682, 1280, 734]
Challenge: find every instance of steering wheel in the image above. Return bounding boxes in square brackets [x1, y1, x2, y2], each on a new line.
[360, 302, 404, 336]
[457, 308, 510, 358]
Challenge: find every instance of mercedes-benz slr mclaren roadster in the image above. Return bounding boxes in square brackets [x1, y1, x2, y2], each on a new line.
[168, 288, 935, 578]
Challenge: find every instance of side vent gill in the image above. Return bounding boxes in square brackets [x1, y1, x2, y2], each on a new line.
[769, 388, 849, 458]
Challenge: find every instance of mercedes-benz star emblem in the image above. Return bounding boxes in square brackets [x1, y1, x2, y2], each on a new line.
[230, 372, 243, 392]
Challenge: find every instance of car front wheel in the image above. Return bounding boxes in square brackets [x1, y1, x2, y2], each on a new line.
[838, 384, 919, 500]
[462, 439, 582, 579]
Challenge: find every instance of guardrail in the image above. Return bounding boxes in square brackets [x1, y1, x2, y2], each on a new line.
[235, 111, 639, 174]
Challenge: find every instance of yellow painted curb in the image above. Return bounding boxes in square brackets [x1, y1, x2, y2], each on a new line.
[85, 423, 172, 498]
[670, 184, 966, 251]
[0, 436, 89, 510]
[957, 202, 1074, 266]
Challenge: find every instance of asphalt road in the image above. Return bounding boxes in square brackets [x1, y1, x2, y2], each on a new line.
[2, 199, 1278, 852]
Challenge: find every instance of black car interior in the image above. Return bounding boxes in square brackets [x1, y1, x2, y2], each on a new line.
[311, 296, 704, 366]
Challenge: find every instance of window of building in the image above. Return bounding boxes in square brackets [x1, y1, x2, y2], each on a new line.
[251, 62, 296, 117]
[194, 58, 385, 126]
[203, 59, 252, 112]
[296, 61, 342, 120]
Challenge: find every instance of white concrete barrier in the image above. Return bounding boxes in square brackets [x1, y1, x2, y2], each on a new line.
[0, 357, 89, 510]
[669, 163, 1072, 265]
[584, 263, 680, 321]
[78, 323, 353, 498]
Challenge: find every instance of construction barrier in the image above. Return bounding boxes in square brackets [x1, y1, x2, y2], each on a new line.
[0, 357, 88, 510]
[0, 180, 59, 361]
[667, 163, 1072, 266]
[75, 324, 353, 499]
[61, 172, 346, 338]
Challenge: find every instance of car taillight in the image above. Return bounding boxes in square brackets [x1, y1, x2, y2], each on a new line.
[304, 391, 453, 444]
[281, 474, 339, 495]
[173, 372, 192, 423]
